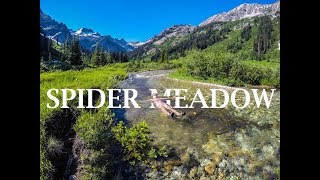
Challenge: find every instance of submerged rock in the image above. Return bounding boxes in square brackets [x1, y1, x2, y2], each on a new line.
[197, 166, 205, 177]
[146, 170, 159, 178]
[199, 175, 210, 180]
[219, 159, 228, 168]
[262, 145, 275, 158]
[200, 159, 211, 166]
[172, 166, 182, 177]
[204, 162, 216, 175]
[164, 160, 181, 172]
[211, 153, 221, 163]
[217, 172, 225, 180]
[68, 175, 75, 180]
[116, 70, 280, 179]
[188, 166, 197, 179]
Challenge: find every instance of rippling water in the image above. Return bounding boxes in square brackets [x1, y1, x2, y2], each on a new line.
[111, 70, 280, 179]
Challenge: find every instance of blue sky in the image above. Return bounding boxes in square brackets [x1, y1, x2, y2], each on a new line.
[40, 0, 277, 42]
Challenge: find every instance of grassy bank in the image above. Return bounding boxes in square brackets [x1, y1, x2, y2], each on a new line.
[40, 65, 127, 179]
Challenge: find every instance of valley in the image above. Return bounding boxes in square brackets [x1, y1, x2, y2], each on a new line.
[40, 1, 280, 179]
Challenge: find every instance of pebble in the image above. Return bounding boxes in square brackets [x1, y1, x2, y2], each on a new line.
[197, 166, 205, 176]
[200, 175, 210, 180]
[172, 166, 182, 177]
[200, 159, 211, 166]
[212, 154, 221, 163]
[205, 162, 216, 175]
[188, 166, 197, 178]
[219, 159, 228, 168]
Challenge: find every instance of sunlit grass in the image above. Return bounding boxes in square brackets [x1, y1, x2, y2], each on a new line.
[40, 65, 128, 179]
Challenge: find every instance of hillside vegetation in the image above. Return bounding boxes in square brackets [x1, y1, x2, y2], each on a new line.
[130, 16, 280, 87]
[41, 15, 279, 88]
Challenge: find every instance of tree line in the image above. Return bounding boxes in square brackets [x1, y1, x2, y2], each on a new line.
[40, 31, 129, 69]
[128, 22, 231, 61]
[253, 16, 274, 60]
[40, 31, 83, 66]
[40, 15, 277, 70]
[90, 46, 128, 66]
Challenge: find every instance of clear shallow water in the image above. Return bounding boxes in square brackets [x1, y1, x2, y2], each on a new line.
[112, 70, 280, 179]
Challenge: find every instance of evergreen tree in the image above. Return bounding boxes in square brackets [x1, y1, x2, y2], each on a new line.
[106, 52, 112, 64]
[159, 50, 168, 63]
[48, 39, 52, 61]
[91, 45, 101, 66]
[241, 24, 252, 41]
[118, 52, 122, 63]
[61, 37, 71, 62]
[160, 50, 165, 62]
[100, 48, 107, 66]
[69, 36, 82, 65]
[121, 53, 128, 62]
[164, 50, 168, 63]
[253, 16, 273, 60]
[91, 46, 108, 66]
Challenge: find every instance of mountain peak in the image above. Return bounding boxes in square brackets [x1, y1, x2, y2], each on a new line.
[199, 1, 280, 26]
[40, 9, 72, 43]
[78, 27, 94, 33]
[40, 10, 134, 52]
[75, 28, 100, 36]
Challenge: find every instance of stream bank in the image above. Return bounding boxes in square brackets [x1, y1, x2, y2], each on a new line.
[112, 70, 280, 179]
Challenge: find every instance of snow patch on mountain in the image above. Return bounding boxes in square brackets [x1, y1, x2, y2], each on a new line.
[73, 28, 101, 38]
[199, 1, 280, 26]
[41, 10, 136, 52]
[128, 41, 146, 48]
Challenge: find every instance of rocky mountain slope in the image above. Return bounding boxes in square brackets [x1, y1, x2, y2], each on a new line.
[199, 1, 280, 26]
[69, 27, 135, 52]
[129, 1, 280, 58]
[40, 9, 72, 44]
[128, 24, 195, 57]
[40, 10, 135, 52]
[40, 1, 280, 55]
[149, 24, 195, 45]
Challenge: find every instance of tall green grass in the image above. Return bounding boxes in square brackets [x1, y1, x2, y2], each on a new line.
[40, 65, 127, 180]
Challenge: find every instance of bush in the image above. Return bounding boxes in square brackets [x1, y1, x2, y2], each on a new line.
[243, 66, 264, 85]
[182, 51, 279, 87]
[112, 121, 167, 165]
[227, 41, 242, 53]
[186, 53, 212, 79]
[74, 108, 113, 148]
[219, 56, 236, 77]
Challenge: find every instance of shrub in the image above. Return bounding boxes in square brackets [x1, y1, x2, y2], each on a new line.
[243, 66, 264, 85]
[186, 53, 211, 79]
[112, 121, 167, 165]
[227, 41, 242, 53]
[74, 108, 113, 148]
[219, 56, 236, 77]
